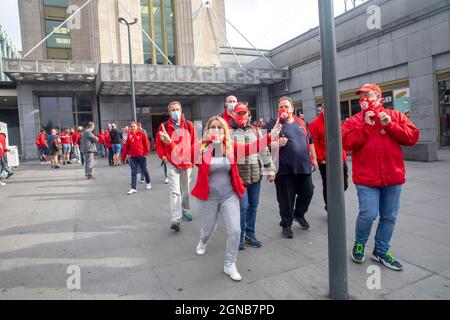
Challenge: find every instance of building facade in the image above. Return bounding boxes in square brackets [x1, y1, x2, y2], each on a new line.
[2, 0, 450, 160]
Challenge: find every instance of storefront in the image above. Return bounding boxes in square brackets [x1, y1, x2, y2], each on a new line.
[437, 69, 450, 147]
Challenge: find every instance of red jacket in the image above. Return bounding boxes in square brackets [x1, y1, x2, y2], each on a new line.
[342, 105, 419, 187]
[308, 111, 347, 164]
[104, 129, 112, 148]
[121, 129, 149, 161]
[0, 133, 9, 153]
[97, 134, 105, 144]
[35, 132, 48, 149]
[166, 134, 272, 201]
[155, 117, 196, 170]
[72, 131, 81, 146]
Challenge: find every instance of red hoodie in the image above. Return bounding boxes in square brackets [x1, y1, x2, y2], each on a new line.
[155, 116, 196, 170]
[121, 129, 149, 161]
[104, 129, 112, 148]
[342, 105, 419, 187]
[308, 111, 347, 164]
[165, 134, 272, 201]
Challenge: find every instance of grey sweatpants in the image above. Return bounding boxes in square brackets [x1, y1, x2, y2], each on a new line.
[85, 152, 94, 177]
[199, 193, 241, 266]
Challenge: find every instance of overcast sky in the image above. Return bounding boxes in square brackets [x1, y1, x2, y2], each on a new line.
[0, 0, 367, 53]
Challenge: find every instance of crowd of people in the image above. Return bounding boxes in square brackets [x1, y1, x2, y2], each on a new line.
[24, 83, 419, 281]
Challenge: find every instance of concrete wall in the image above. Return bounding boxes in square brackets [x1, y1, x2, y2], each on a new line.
[19, 0, 45, 60]
[17, 82, 96, 159]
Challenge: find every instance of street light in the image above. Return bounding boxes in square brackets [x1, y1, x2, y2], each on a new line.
[118, 17, 138, 123]
[318, 0, 349, 300]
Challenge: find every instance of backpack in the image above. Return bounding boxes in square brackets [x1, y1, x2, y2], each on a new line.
[53, 137, 62, 151]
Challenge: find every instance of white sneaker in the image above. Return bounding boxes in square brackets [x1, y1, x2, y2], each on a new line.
[164, 178, 169, 184]
[224, 263, 242, 281]
[127, 188, 137, 195]
[146, 183, 152, 190]
[196, 240, 207, 255]
[140, 180, 145, 184]
[0, 181, 6, 186]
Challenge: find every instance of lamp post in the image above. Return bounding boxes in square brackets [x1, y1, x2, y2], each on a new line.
[318, 0, 349, 300]
[118, 17, 138, 122]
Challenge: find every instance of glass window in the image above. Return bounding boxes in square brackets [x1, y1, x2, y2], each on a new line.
[44, 6, 67, 21]
[141, 0, 175, 65]
[351, 99, 361, 116]
[41, 113, 58, 132]
[40, 97, 58, 113]
[47, 34, 71, 48]
[340, 101, 350, 121]
[45, 20, 70, 35]
[44, 0, 68, 7]
[60, 113, 76, 130]
[77, 113, 93, 129]
[77, 97, 92, 112]
[144, 54, 152, 64]
[59, 97, 74, 113]
[47, 48, 72, 60]
[39, 96, 93, 131]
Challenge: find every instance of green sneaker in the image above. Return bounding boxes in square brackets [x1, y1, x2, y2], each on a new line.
[351, 242, 365, 263]
[372, 250, 403, 271]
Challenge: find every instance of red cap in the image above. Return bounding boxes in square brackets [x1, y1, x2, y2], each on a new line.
[356, 84, 382, 96]
[233, 103, 248, 114]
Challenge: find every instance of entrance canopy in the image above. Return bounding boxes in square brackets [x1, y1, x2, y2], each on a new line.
[3, 59, 289, 96]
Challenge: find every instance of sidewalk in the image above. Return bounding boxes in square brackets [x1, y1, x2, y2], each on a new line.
[0, 150, 449, 300]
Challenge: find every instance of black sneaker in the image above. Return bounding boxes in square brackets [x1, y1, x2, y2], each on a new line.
[245, 235, 262, 248]
[372, 250, 403, 271]
[6, 172, 13, 179]
[63, 161, 66, 165]
[295, 216, 310, 230]
[351, 242, 365, 263]
[282, 226, 293, 239]
[67, 161, 72, 164]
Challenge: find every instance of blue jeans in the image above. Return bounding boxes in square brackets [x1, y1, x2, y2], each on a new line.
[130, 156, 150, 189]
[240, 181, 262, 241]
[355, 184, 402, 255]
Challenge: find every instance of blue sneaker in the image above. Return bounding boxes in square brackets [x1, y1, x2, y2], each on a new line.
[372, 250, 403, 271]
[182, 213, 193, 222]
[245, 235, 262, 248]
[170, 220, 181, 232]
[351, 242, 365, 263]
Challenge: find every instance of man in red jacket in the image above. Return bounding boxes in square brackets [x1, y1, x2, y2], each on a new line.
[59, 129, 72, 165]
[308, 104, 349, 212]
[342, 83, 419, 271]
[121, 122, 151, 195]
[71, 127, 82, 163]
[155, 101, 196, 231]
[104, 123, 113, 166]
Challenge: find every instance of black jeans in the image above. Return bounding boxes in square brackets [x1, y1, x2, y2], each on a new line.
[275, 174, 314, 227]
[108, 147, 113, 165]
[318, 162, 349, 210]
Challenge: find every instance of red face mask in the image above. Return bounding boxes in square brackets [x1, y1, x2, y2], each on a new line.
[359, 95, 378, 110]
[207, 129, 224, 144]
[234, 113, 249, 127]
[278, 107, 291, 120]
